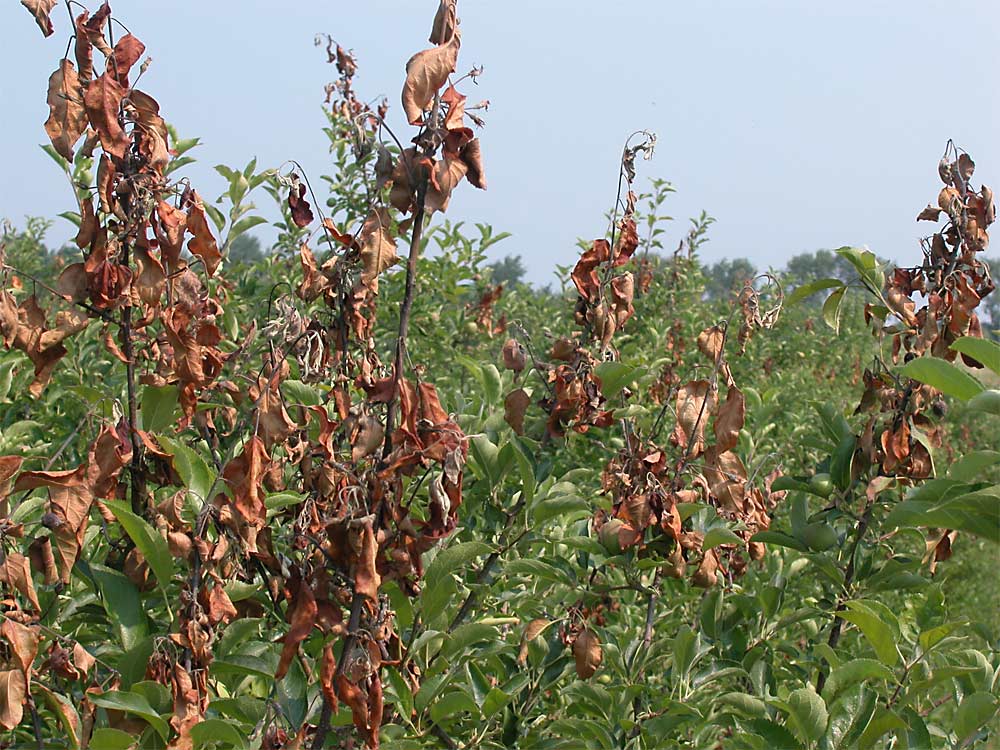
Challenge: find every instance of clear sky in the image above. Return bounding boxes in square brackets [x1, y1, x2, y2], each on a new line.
[2, 1, 998, 284]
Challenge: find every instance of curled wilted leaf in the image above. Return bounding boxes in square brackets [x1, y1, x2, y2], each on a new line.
[183, 190, 222, 276]
[501, 338, 526, 373]
[572, 628, 602, 679]
[358, 208, 399, 285]
[288, 176, 314, 228]
[20, 0, 57, 37]
[429, 0, 457, 44]
[401, 35, 460, 125]
[44, 60, 88, 161]
[504, 388, 530, 435]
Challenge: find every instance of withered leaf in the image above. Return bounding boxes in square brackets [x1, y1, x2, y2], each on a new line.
[504, 388, 531, 435]
[83, 73, 129, 161]
[276, 575, 317, 681]
[44, 60, 88, 161]
[128, 90, 170, 174]
[358, 208, 399, 285]
[288, 178, 314, 228]
[355, 520, 382, 601]
[109, 34, 145, 88]
[184, 190, 222, 276]
[572, 628, 602, 679]
[460, 138, 487, 190]
[670, 380, 716, 458]
[713, 386, 745, 454]
[401, 35, 460, 125]
[429, 0, 457, 44]
[0, 553, 41, 612]
[0, 670, 26, 731]
[501, 338, 526, 373]
[20, 0, 56, 37]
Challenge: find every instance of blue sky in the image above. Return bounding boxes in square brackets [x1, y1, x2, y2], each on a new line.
[2, 1, 998, 283]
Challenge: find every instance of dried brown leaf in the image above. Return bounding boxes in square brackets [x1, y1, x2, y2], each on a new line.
[44, 60, 88, 161]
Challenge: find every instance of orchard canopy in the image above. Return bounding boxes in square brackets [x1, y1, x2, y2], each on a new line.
[0, 2, 998, 749]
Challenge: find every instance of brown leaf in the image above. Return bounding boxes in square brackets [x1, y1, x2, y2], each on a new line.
[429, 0, 457, 44]
[355, 520, 382, 601]
[401, 35, 460, 125]
[460, 138, 487, 190]
[75, 198, 97, 249]
[504, 388, 530, 435]
[670, 380, 716, 458]
[128, 90, 170, 174]
[20, 0, 56, 36]
[27, 538, 57, 585]
[703, 446, 748, 514]
[73, 643, 96, 677]
[109, 34, 145, 88]
[916, 205, 942, 222]
[426, 155, 468, 213]
[358, 208, 399, 285]
[134, 246, 166, 308]
[0, 553, 41, 612]
[697, 325, 725, 363]
[572, 628, 602, 679]
[501, 339, 526, 373]
[0, 620, 39, 685]
[83, 73, 129, 161]
[0, 670, 26, 730]
[692, 548, 719, 587]
[288, 177, 314, 228]
[275, 576, 317, 680]
[44, 60, 88, 161]
[296, 243, 330, 301]
[713, 387, 745, 454]
[183, 190, 222, 276]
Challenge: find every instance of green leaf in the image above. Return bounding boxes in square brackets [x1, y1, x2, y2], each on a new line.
[749, 530, 807, 552]
[88, 728, 138, 750]
[822, 659, 895, 706]
[90, 564, 148, 651]
[228, 215, 267, 239]
[532, 493, 589, 525]
[702, 527, 743, 550]
[594, 361, 639, 397]
[968, 389, 1000, 415]
[442, 622, 499, 659]
[717, 692, 768, 717]
[748, 718, 802, 749]
[280, 379, 323, 407]
[140, 385, 179, 433]
[672, 625, 697, 679]
[429, 689, 480, 724]
[482, 363, 502, 405]
[836, 687, 877, 750]
[830, 433, 857, 491]
[835, 246, 884, 289]
[190, 718, 249, 749]
[424, 541, 492, 591]
[838, 600, 900, 666]
[951, 336, 1000, 375]
[786, 279, 845, 306]
[158, 435, 215, 502]
[785, 686, 828, 744]
[89, 691, 169, 740]
[103, 500, 173, 592]
[898, 357, 984, 401]
[884, 484, 1000, 543]
[954, 692, 999, 745]
[947, 450, 1000, 482]
[822, 285, 848, 334]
